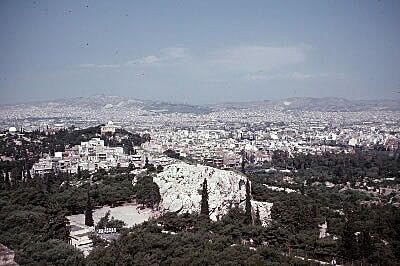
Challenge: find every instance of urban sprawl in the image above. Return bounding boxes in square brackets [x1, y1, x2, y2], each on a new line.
[1, 103, 399, 177]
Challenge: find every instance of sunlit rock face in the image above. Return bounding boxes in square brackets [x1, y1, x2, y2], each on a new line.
[154, 163, 272, 226]
[251, 201, 273, 227]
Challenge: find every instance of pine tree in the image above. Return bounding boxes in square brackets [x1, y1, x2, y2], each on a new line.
[245, 180, 252, 224]
[45, 203, 70, 241]
[200, 178, 209, 218]
[85, 192, 94, 226]
[150, 181, 161, 208]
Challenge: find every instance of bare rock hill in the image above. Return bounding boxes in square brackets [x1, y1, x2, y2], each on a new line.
[154, 163, 272, 226]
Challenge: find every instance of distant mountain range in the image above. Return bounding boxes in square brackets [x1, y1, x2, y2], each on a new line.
[278, 97, 400, 112]
[212, 97, 400, 112]
[2, 95, 400, 113]
[2, 95, 211, 114]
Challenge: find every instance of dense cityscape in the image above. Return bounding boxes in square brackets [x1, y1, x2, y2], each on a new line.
[1, 0, 400, 265]
[0, 96, 399, 265]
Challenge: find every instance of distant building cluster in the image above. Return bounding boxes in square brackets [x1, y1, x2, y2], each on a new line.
[1, 97, 399, 172]
[142, 123, 399, 169]
[32, 137, 145, 176]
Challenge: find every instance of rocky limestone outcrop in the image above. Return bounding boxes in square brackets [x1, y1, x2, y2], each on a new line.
[251, 200, 273, 227]
[154, 163, 272, 226]
[0, 243, 18, 266]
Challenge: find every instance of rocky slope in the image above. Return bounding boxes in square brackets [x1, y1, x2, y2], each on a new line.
[154, 163, 272, 226]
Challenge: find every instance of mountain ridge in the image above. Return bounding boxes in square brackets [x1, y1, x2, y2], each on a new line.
[1, 95, 399, 112]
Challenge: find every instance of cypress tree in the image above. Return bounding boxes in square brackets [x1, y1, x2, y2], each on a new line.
[245, 180, 252, 224]
[6, 172, 11, 189]
[0, 172, 5, 189]
[360, 229, 373, 263]
[85, 192, 94, 226]
[254, 206, 261, 226]
[300, 183, 305, 195]
[64, 173, 70, 187]
[26, 168, 32, 181]
[200, 178, 209, 218]
[241, 155, 246, 174]
[340, 212, 357, 263]
[45, 175, 52, 192]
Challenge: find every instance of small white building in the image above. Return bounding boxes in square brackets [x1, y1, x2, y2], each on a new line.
[319, 221, 329, 238]
[348, 138, 358, 146]
[101, 121, 120, 134]
[8, 127, 17, 134]
[68, 221, 94, 257]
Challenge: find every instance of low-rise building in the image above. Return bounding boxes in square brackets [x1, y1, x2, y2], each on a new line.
[68, 221, 94, 257]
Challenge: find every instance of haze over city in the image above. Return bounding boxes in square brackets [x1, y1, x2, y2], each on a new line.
[1, 0, 400, 104]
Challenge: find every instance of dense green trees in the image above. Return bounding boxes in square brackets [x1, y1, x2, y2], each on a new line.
[86, 212, 315, 266]
[1, 129, 399, 265]
[134, 175, 161, 208]
[249, 149, 400, 264]
[0, 164, 145, 264]
[17, 240, 85, 265]
[163, 149, 181, 159]
[0, 187, 84, 264]
[268, 149, 400, 185]
[96, 210, 126, 230]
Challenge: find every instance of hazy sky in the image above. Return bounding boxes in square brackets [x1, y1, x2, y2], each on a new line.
[1, 0, 399, 104]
